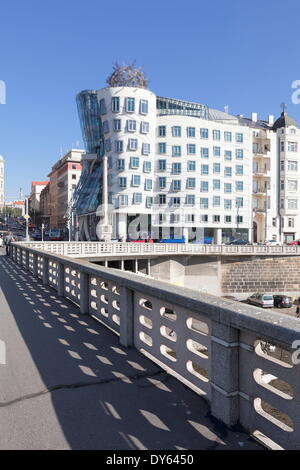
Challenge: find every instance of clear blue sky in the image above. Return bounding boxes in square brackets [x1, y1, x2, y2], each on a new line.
[1, 0, 300, 199]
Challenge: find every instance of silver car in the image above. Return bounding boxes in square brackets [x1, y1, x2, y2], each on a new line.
[247, 293, 274, 308]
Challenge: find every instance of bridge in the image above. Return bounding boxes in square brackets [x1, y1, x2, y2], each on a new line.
[2, 242, 300, 450]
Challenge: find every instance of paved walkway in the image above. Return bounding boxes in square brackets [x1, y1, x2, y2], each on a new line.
[0, 254, 262, 450]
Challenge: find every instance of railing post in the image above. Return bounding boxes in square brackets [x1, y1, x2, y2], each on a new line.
[57, 262, 65, 297]
[10, 244, 15, 260]
[210, 321, 240, 426]
[80, 271, 89, 314]
[119, 286, 134, 347]
[25, 250, 30, 271]
[42, 256, 49, 285]
[33, 254, 38, 277]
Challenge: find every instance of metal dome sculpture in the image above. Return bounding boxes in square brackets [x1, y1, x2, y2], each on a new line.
[106, 62, 148, 88]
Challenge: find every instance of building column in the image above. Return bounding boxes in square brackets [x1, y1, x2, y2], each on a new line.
[118, 213, 127, 240]
[183, 227, 189, 243]
[214, 228, 222, 245]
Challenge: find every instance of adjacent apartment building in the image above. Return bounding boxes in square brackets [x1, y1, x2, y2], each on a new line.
[73, 65, 300, 244]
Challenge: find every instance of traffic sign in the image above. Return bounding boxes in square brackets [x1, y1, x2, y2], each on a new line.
[24, 215, 30, 220]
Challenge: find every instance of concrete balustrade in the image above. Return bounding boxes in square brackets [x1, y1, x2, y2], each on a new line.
[9, 242, 300, 450]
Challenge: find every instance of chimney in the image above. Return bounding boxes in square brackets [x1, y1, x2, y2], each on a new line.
[268, 114, 274, 125]
[251, 112, 258, 122]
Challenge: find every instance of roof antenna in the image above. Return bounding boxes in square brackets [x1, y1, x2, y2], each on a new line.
[224, 105, 229, 114]
[281, 102, 287, 114]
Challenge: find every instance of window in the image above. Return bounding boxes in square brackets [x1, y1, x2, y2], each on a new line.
[225, 215, 232, 223]
[288, 199, 298, 210]
[127, 120, 136, 132]
[280, 160, 285, 171]
[126, 97, 135, 112]
[213, 146, 221, 157]
[99, 98, 106, 115]
[130, 156, 139, 169]
[72, 174, 76, 180]
[236, 181, 244, 191]
[288, 142, 298, 152]
[111, 97, 120, 113]
[144, 161, 151, 173]
[145, 179, 152, 191]
[133, 192, 142, 204]
[224, 150, 232, 160]
[200, 128, 209, 139]
[172, 180, 181, 191]
[213, 163, 221, 173]
[146, 196, 153, 208]
[201, 147, 209, 158]
[224, 131, 232, 142]
[158, 126, 166, 137]
[200, 181, 209, 192]
[288, 217, 294, 228]
[280, 199, 284, 209]
[172, 126, 181, 137]
[237, 215, 243, 224]
[224, 183, 232, 193]
[187, 178, 196, 189]
[115, 140, 123, 153]
[141, 121, 149, 134]
[213, 179, 220, 190]
[236, 133, 243, 143]
[224, 166, 232, 177]
[213, 130, 221, 140]
[159, 194, 166, 205]
[236, 197, 243, 208]
[142, 143, 150, 155]
[158, 160, 166, 171]
[213, 215, 220, 222]
[288, 160, 298, 171]
[213, 196, 220, 207]
[187, 143, 196, 154]
[119, 195, 128, 207]
[288, 179, 298, 191]
[172, 162, 181, 174]
[159, 177, 166, 189]
[187, 127, 195, 137]
[128, 138, 138, 151]
[71, 164, 76, 169]
[187, 160, 196, 171]
[200, 198, 209, 209]
[236, 149, 244, 159]
[280, 180, 285, 190]
[224, 199, 232, 210]
[172, 146, 181, 157]
[119, 177, 127, 188]
[132, 175, 141, 187]
[117, 159, 125, 171]
[172, 197, 180, 206]
[186, 194, 195, 205]
[186, 214, 195, 222]
[170, 213, 181, 223]
[201, 214, 208, 222]
[140, 99, 148, 114]
[105, 139, 111, 152]
[113, 119, 121, 131]
[201, 164, 209, 175]
[102, 121, 109, 133]
[236, 165, 243, 176]
[280, 141, 284, 152]
[158, 143, 166, 154]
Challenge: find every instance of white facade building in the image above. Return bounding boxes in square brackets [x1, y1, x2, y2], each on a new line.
[75, 67, 300, 243]
[0, 155, 4, 208]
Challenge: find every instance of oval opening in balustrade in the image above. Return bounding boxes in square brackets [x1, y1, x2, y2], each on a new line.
[100, 295, 109, 305]
[100, 307, 108, 317]
[101, 281, 109, 291]
[254, 340, 293, 369]
[160, 326, 177, 342]
[253, 369, 293, 399]
[139, 298, 152, 311]
[112, 299, 120, 311]
[186, 339, 208, 359]
[112, 314, 120, 325]
[186, 317, 209, 336]
[186, 360, 209, 382]
[139, 315, 152, 329]
[160, 307, 177, 322]
[254, 397, 293, 432]
[112, 285, 120, 295]
[90, 289, 97, 299]
[160, 344, 177, 362]
[139, 331, 152, 346]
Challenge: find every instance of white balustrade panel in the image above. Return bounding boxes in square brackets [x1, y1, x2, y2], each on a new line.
[133, 292, 211, 399]
[88, 276, 121, 335]
[64, 266, 81, 305]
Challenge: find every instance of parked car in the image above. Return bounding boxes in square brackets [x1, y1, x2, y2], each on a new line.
[288, 239, 300, 245]
[227, 239, 252, 245]
[273, 295, 292, 308]
[264, 240, 281, 246]
[49, 228, 63, 241]
[247, 293, 274, 308]
[159, 238, 186, 243]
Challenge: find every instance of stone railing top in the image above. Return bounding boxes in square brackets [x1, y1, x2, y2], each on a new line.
[13, 242, 300, 349]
